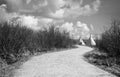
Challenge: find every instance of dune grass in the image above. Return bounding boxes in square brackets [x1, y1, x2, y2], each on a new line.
[0, 22, 77, 77]
[84, 20, 120, 76]
[84, 49, 120, 76]
[95, 20, 120, 56]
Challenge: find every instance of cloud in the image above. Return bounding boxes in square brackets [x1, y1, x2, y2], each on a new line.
[19, 16, 39, 30]
[90, 24, 94, 31]
[38, 17, 53, 24]
[71, 21, 90, 39]
[12, 15, 56, 31]
[0, 0, 6, 5]
[0, 4, 11, 22]
[64, 0, 101, 17]
[60, 21, 90, 34]
[49, 0, 101, 18]
[60, 22, 74, 32]
[0, 4, 62, 31]
[49, 9, 64, 18]
[0, 0, 99, 33]
[26, 0, 31, 4]
[0, 4, 51, 30]
[0, 4, 91, 37]
[58, 21, 90, 39]
[5, 0, 101, 19]
[6, 0, 48, 13]
[53, 0, 65, 9]
[92, 0, 101, 11]
[76, 21, 90, 32]
[5, 0, 23, 12]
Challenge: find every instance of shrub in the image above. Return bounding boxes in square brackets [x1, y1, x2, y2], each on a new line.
[96, 20, 120, 56]
[0, 23, 77, 64]
[35, 26, 76, 50]
[0, 22, 33, 64]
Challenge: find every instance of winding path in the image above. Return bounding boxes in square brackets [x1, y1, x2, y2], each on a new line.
[14, 46, 116, 77]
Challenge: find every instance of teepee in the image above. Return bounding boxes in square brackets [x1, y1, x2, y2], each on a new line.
[89, 34, 96, 46]
[79, 37, 86, 45]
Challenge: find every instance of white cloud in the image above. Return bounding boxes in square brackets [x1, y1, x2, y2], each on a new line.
[17, 16, 56, 31]
[60, 22, 74, 32]
[0, 4, 61, 31]
[92, 0, 101, 11]
[0, 5, 7, 22]
[0, 4, 7, 8]
[0, 0, 99, 33]
[64, 0, 101, 17]
[90, 24, 94, 31]
[69, 21, 90, 39]
[60, 21, 90, 34]
[0, 4, 91, 38]
[52, 0, 65, 9]
[5, 0, 101, 19]
[20, 16, 39, 30]
[0, 4, 13, 23]
[32, 0, 48, 8]
[0, 5, 39, 30]
[49, 0, 101, 18]
[37, 17, 53, 30]
[26, 0, 31, 4]
[49, 9, 65, 18]
[76, 21, 90, 32]
[58, 21, 90, 39]
[38, 17, 53, 24]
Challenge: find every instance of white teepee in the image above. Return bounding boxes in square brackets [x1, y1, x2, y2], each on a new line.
[79, 37, 85, 45]
[90, 34, 96, 46]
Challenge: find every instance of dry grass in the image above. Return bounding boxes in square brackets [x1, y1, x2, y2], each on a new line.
[84, 49, 120, 76]
[0, 22, 77, 64]
[91, 20, 120, 76]
[0, 22, 77, 77]
[95, 20, 120, 56]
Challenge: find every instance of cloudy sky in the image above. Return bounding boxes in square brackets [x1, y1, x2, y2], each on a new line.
[0, 0, 120, 34]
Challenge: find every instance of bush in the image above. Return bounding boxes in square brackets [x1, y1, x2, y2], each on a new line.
[0, 23, 77, 64]
[96, 20, 120, 56]
[0, 22, 33, 64]
[34, 26, 76, 49]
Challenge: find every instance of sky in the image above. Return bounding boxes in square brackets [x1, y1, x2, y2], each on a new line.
[0, 0, 120, 34]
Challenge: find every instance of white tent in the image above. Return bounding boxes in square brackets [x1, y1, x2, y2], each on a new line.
[80, 39, 86, 45]
[90, 34, 96, 46]
[79, 38, 86, 45]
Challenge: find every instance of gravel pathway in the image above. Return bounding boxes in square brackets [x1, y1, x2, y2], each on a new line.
[14, 46, 116, 77]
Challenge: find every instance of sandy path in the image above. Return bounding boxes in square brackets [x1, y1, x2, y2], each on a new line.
[14, 46, 116, 77]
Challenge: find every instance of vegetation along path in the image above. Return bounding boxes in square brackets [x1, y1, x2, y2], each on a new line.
[14, 46, 116, 77]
